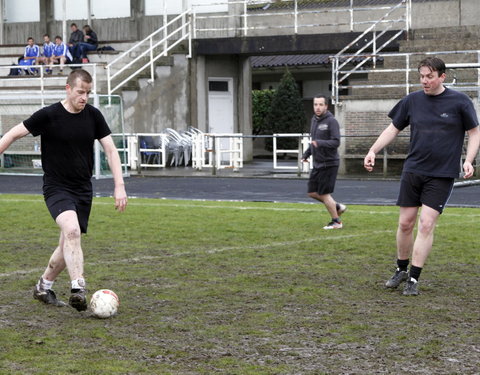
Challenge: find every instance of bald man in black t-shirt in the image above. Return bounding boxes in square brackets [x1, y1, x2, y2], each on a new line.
[364, 57, 480, 296]
[0, 69, 127, 311]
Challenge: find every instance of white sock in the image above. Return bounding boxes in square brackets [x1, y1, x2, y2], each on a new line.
[71, 278, 86, 290]
[38, 277, 54, 290]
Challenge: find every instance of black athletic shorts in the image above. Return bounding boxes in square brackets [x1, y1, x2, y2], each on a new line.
[43, 184, 93, 234]
[307, 165, 339, 195]
[396, 172, 454, 214]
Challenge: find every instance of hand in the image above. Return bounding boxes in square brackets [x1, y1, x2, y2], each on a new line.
[301, 158, 309, 163]
[463, 160, 474, 179]
[364, 151, 376, 172]
[312, 140, 318, 148]
[114, 185, 128, 212]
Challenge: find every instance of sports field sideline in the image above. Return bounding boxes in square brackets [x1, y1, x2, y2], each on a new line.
[2, 174, 480, 207]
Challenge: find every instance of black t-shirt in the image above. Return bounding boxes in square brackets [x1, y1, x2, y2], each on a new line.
[389, 88, 479, 178]
[23, 102, 111, 186]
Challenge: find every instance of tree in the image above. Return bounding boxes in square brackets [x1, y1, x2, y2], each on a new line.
[252, 89, 275, 136]
[264, 68, 306, 152]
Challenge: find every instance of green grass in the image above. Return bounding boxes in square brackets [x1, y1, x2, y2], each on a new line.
[0, 194, 479, 374]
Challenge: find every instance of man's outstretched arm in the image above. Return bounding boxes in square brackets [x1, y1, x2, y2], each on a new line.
[0, 123, 30, 154]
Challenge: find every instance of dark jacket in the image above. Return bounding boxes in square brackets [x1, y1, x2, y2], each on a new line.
[302, 110, 340, 168]
[85, 30, 98, 46]
[69, 29, 84, 45]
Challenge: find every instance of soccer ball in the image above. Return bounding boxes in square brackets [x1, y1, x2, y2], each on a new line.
[89, 289, 119, 318]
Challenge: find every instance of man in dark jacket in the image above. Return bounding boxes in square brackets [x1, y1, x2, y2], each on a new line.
[302, 94, 346, 229]
[78, 25, 98, 63]
[68, 23, 84, 60]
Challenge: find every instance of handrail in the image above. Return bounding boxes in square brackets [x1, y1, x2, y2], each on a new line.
[331, 0, 410, 103]
[106, 9, 191, 95]
[0, 63, 99, 107]
[331, 50, 480, 101]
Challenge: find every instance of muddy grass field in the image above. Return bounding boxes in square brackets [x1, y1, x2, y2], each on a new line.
[1, 195, 479, 374]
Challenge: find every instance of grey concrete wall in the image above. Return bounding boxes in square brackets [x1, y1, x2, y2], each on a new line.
[4, 0, 480, 45]
[122, 54, 190, 133]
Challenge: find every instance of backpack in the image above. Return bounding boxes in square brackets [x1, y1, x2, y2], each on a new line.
[97, 46, 115, 53]
[8, 64, 21, 76]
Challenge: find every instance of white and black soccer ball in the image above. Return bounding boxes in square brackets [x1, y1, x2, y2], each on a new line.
[90, 289, 119, 318]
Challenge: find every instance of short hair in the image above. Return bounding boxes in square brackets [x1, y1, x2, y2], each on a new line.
[43, 33, 50, 38]
[313, 94, 328, 103]
[67, 69, 93, 87]
[27, 37, 34, 41]
[418, 57, 446, 76]
[70, 23, 77, 28]
[55, 35, 62, 41]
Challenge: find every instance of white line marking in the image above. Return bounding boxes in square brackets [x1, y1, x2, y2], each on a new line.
[0, 230, 394, 279]
[1, 197, 479, 217]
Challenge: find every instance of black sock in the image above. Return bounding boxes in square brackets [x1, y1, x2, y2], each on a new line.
[335, 203, 340, 211]
[397, 259, 409, 272]
[333, 217, 341, 223]
[409, 265, 422, 281]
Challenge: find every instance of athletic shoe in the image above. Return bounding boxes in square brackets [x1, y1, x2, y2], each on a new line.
[403, 277, 419, 296]
[323, 220, 342, 230]
[33, 286, 66, 307]
[385, 268, 408, 288]
[337, 203, 347, 216]
[69, 289, 88, 311]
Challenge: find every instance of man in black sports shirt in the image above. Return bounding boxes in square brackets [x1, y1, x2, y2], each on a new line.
[364, 57, 480, 296]
[0, 69, 127, 310]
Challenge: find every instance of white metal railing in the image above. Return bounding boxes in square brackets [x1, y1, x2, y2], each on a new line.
[192, 0, 408, 38]
[331, 0, 411, 103]
[331, 50, 480, 103]
[0, 63, 99, 107]
[192, 133, 243, 172]
[106, 9, 192, 95]
[273, 133, 311, 171]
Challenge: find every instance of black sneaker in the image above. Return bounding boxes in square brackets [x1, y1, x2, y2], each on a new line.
[403, 277, 419, 296]
[385, 268, 408, 288]
[33, 286, 67, 307]
[69, 289, 88, 311]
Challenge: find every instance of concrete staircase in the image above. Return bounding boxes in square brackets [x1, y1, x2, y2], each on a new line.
[346, 26, 480, 100]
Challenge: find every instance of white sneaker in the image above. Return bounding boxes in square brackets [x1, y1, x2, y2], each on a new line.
[323, 220, 343, 230]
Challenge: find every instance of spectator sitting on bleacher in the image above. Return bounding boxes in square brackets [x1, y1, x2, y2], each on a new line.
[19, 37, 40, 75]
[77, 25, 98, 64]
[51, 36, 72, 74]
[37, 34, 55, 74]
[68, 23, 84, 62]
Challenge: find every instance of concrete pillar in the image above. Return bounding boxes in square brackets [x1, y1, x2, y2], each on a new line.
[195, 55, 208, 132]
[40, 0, 55, 38]
[0, 0, 4, 44]
[130, 0, 144, 40]
[238, 55, 253, 161]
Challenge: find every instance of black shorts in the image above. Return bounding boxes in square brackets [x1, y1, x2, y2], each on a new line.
[307, 166, 339, 195]
[396, 172, 454, 214]
[44, 184, 93, 233]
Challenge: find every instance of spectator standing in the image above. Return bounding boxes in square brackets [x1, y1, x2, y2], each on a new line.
[68, 23, 84, 61]
[78, 25, 98, 63]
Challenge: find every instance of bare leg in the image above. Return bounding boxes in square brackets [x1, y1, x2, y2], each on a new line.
[42, 233, 67, 281]
[411, 205, 440, 267]
[55, 210, 84, 281]
[308, 192, 338, 219]
[397, 206, 419, 260]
